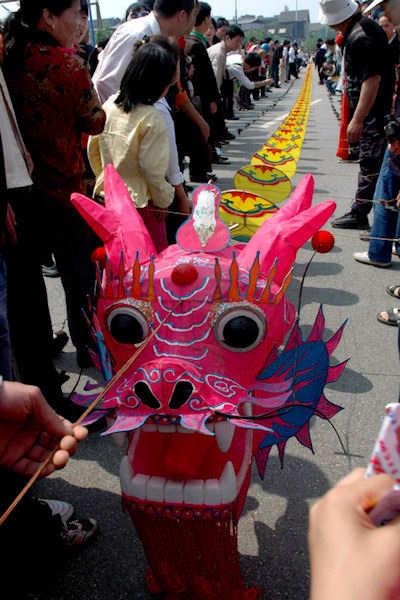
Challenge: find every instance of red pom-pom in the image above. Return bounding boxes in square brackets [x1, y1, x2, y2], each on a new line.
[311, 231, 335, 253]
[91, 247, 107, 266]
[178, 36, 186, 50]
[335, 32, 344, 47]
[171, 263, 199, 286]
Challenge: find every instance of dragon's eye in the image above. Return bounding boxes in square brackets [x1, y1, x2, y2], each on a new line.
[215, 306, 266, 351]
[107, 306, 149, 345]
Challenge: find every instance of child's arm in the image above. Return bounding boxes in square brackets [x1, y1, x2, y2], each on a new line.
[139, 112, 174, 210]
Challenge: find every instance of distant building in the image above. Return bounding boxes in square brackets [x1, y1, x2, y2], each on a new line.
[278, 9, 310, 40]
[233, 8, 310, 41]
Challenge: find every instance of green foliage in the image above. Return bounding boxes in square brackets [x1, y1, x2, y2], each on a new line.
[95, 26, 114, 44]
[244, 28, 266, 42]
[304, 26, 335, 50]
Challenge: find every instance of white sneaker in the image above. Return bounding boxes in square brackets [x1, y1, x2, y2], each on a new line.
[39, 499, 74, 524]
[353, 251, 391, 268]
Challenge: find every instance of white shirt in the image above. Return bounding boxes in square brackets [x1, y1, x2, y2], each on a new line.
[207, 41, 227, 90]
[93, 12, 161, 103]
[288, 47, 296, 63]
[226, 54, 255, 90]
[0, 69, 32, 190]
[155, 98, 184, 187]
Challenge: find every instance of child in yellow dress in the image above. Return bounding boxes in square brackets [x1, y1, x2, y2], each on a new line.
[88, 36, 178, 251]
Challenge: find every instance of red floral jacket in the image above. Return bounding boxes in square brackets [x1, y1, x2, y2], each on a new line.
[7, 36, 105, 202]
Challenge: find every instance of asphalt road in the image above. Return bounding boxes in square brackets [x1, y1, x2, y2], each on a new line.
[24, 72, 400, 600]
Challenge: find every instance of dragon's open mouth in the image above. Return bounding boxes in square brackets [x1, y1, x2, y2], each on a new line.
[120, 417, 253, 507]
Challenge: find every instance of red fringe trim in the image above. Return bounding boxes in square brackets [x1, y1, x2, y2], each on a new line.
[124, 498, 262, 599]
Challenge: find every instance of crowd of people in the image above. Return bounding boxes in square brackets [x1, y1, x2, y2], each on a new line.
[1, 0, 400, 597]
[315, 0, 400, 331]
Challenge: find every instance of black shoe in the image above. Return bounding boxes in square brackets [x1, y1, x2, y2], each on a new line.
[226, 115, 239, 120]
[222, 131, 235, 141]
[51, 330, 69, 357]
[76, 347, 93, 369]
[212, 155, 230, 165]
[331, 212, 370, 230]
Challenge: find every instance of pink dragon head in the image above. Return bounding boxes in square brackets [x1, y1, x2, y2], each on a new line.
[71, 166, 345, 598]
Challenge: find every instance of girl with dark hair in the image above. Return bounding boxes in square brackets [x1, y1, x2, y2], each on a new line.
[88, 36, 178, 251]
[3, 0, 105, 385]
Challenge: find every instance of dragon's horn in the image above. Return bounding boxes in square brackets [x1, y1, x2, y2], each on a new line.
[272, 173, 314, 221]
[71, 165, 156, 269]
[238, 198, 336, 285]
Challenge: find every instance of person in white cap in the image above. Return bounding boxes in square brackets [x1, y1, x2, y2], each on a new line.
[319, 0, 393, 230]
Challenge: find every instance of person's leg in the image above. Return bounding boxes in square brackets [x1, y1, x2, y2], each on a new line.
[352, 116, 386, 219]
[184, 117, 212, 181]
[224, 79, 235, 119]
[333, 117, 386, 229]
[7, 189, 63, 408]
[50, 203, 97, 362]
[395, 211, 400, 256]
[272, 64, 279, 86]
[368, 149, 400, 263]
[0, 469, 65, 595]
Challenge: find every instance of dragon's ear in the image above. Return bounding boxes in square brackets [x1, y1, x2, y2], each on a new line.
[71, 165, 156, 269]
[237, 175, 335, 285]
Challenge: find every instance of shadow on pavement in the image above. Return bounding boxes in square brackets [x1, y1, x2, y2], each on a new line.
[240, 454, 330, 599]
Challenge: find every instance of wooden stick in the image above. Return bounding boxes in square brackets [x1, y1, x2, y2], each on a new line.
[0, 303, 178, 527]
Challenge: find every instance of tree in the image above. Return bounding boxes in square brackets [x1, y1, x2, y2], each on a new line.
[96, 26, 114, 44]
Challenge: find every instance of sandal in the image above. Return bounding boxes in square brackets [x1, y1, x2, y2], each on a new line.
[61, 518, 98, 548]
[385, 285, 400, 300]
[377, 307, 400, 326]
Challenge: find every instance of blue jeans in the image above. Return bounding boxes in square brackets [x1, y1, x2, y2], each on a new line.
[369, 148, 400, 263]
[0, 254, 12, 379]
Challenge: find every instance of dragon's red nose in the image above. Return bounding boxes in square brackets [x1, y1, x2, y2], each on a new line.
[171, 263, 199, 286]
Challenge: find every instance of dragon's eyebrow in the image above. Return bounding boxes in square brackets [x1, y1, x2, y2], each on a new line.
[160, 277, 210, 300]
[157, 295, 210, 316]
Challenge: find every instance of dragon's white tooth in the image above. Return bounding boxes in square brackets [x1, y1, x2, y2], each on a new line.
[158, 425, 177, 433]
[219, 461, 237, 504]
[204, 479, 222, 505]
[177, 425, 193, 434]
[130, 474, 149, 499]
[215, 420, 235, 453]
[119, 456, 133, 494]
[184, 479, 204, 504]
[146, 476, 166, 501]
[143, 424, 157, 432]
[164, 480, 184, 503]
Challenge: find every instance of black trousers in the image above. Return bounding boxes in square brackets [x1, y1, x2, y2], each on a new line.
[0, 469, 64, 594]
[175, 112, 211, 180]
[221, 77, 235, 119]
[288, 62, 298, 79]
[40, 195, 98, 352]
[271, 63, 279, 86]
[351, 115, 386, 218]
[7, 187, 63, 407]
